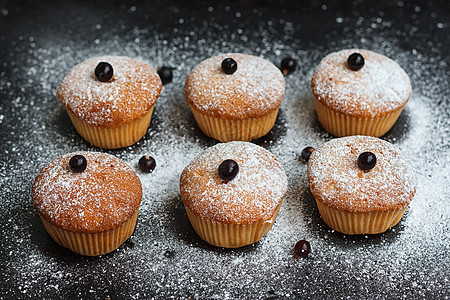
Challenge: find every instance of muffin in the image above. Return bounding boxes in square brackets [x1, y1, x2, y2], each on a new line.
[307, 136, 416, 235]
[184, 53, 285, 142]
[32, 151, 142, 256]
[180, 141, 288, 248]
[57, 56, 162, 149]
[311, 49, 412, 137]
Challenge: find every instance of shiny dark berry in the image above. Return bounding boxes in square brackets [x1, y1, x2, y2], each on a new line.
[69, 155, 87, 173]
[95, 62, 114, 82]
[218, 159, 239, 181]
[221, 58, 237, 75]
[347, 53, 365, 71]
[294, 240, 311, 258]
[300, 147, 315, 163]
[157, 66, 173, 85]
[139, 155, 156, 173]
[358, 152, 377, 171]
[281, 57, 297, 75]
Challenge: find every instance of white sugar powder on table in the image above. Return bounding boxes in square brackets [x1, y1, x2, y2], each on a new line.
[0, 7, 449, 299]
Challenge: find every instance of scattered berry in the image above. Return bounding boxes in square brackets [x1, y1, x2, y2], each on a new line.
[139, 155, 156, 173]
[358, 152, 377, 171]
[280, 57, 297, 75]
[157, 66, 173, 85]
[95, 62, 114, 82]
[300, 147, 315, 163]
[347, 53, 365, 71]
[294, 240, 311, 258]
[221, 58, 237, 74]
[69, 155, 87, 173]
[218, 159, 239, 181]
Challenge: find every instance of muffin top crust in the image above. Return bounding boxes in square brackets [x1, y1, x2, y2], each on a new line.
[32, 151, 142, 233]
[185, 53, 285, 119]
[311, 49, 411, 117]
[57, 56, 162, 127]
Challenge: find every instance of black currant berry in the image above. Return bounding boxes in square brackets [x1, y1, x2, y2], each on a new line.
[218, 159, 239, 181]
[157, 66, 173, 85]
[294, 240, 311, 258]
[221, 58, 237, 75]
[95, 62, 114, 82]
[358, 152, 377, 171]
[281, 57, 297, 75]
[347, 53, 365, 71]
[69, 155, 87, 173]
[300, 147, 315, 163]
[139, 155, 156, 173]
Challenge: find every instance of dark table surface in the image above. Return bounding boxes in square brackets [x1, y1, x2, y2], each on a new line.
[1, 0, 449, 299]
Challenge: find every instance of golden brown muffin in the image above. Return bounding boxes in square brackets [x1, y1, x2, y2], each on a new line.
[32, 151, 142, 256]
[57, 56, 162, 149]
[184, 53, 285, 142]
[311, 49, 412, 137]
[180, 141, 288, 248]
[307, 136, 416, 235]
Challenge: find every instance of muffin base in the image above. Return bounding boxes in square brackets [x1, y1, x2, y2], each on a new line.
[315, 200, 407, 235]
[313, 97, 404, 137]
[190, 107, 279, 142]
[39, 209, 139, 256]
[66, 107, 154, 149]
[184, 203, 282, 248]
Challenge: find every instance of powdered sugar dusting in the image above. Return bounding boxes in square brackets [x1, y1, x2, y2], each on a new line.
[180, 141, 287, 224]
[57, 56, 162, 127]
[185, 53, 285, 118]
[307, 136, 416, 213]
[311, 49, 412, 117]
[32, 151, 142, 232]
[0, 2, 449, 299]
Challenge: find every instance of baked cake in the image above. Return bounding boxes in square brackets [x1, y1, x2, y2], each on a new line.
[184, 53, 285, 142]
[307, 135, 416, 234]
[57, 56, 162, 148]
[32, 151, 142, 255]
[180, 141, 288, 247]
[311, 49, 412, 137]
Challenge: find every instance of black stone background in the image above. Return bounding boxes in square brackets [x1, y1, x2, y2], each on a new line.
[0, 0, 449, 299]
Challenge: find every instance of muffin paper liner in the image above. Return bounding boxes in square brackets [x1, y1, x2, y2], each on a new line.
[315, 200, 408, 235]
[314, 97, 404, 137]
[184, 203, 282, 248]
[39, 209, 140, 256]
[66, 107, 154, 149]
[190, 107, 279, 142]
